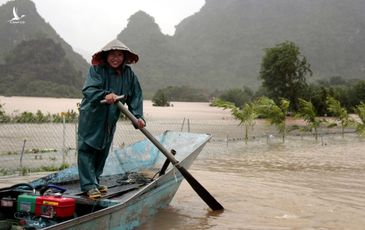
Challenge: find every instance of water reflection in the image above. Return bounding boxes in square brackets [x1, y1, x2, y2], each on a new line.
[138, 134, 365, 230]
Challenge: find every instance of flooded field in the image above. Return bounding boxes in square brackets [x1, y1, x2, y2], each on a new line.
[0, 96, 232, 120]
[139, 135, 365, 230]
[1, 96, 365, 229]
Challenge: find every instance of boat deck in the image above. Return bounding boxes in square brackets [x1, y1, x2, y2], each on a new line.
[36, 171, 158, 207]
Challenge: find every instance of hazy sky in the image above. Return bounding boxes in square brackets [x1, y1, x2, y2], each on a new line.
[2, 0, 205, 59]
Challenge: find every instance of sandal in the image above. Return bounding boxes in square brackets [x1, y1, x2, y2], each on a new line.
[98, 185, 108, 194]
[87, 188, 101, 199]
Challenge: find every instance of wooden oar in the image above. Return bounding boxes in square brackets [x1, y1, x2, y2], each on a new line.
[116, 101, 224, 211]
[159, 149, 176, 176]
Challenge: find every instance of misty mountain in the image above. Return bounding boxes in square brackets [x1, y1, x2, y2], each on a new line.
[117, 11, 177, 96]
[118, 0, 365, 97]
[0, 38, 83, 97]
[1, 0, 364, 99]
[0, 0, 88, 97]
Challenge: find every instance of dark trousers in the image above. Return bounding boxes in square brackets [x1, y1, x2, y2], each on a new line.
[77, 141, 112, 192]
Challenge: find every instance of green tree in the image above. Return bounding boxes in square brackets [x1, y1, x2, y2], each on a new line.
[0, 101, 10, 123]
[259, 41, 312, 112]
[326, 96, 351, 138]
[296, 98, 324, 140]
[218, 86, 254, 108]
[211, 98, 257, 143]
[354, 103, 365, 137]
[352, 80, 365, 106]
[151, 86, 210, 102]
[152, 89, 170, 107]
[305, 85, 330, 116]
[255, 97, 290, 142]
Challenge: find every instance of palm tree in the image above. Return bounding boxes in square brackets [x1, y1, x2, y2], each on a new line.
[354, 102, 365, 137]
[234, 103, 257, 143]
[296, 98, 323, 140]
[211, 98, 257, 143]
[255, 97, 289, 142]
[326, 96, 351, 138]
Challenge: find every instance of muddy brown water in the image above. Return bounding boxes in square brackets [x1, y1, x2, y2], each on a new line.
[138, 135, 365, 230]
[0, 96, 232, 120]
[1, 97, 365, 229]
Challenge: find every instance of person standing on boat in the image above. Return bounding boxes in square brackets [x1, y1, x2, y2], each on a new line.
[77, 39, 145, 199]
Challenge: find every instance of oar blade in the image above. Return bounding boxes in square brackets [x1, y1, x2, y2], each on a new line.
[177, 166, 224, 211]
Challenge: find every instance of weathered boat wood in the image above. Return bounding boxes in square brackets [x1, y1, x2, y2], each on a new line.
[0, 131, 211, 230]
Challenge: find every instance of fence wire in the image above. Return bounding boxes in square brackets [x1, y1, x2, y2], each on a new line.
[0, 118, 356, 176]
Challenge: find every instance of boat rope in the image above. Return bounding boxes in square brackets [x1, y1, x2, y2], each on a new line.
[115, 172, 152, 186]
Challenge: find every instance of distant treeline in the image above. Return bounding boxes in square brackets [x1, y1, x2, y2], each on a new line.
[152, 77, 365, 115]
[217, 77, 365, 116]
[0, 102, 78, 123]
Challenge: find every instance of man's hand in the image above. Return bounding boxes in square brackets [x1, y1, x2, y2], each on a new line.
[135, 118, 146, 129]
[104, 93, 118, 104]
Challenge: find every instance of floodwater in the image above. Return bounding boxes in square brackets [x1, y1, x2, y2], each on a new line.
[1, 96, 365, 229]
[0, 96, 232, 120]
[139, 135, 365, 230]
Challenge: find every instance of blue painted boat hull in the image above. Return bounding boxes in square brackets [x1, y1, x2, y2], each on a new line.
[22, 131, 212, 230]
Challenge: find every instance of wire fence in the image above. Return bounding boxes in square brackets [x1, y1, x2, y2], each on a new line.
[0, 118, 357, 177]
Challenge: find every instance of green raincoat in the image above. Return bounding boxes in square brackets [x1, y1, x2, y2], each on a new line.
[77, 39, 144, 192]
[78, 64, 144, 150]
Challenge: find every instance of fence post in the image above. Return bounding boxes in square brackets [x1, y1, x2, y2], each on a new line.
[180, 118, 186, 132]
[187, 119, 190, 132]
[19, 139, 26, 176]
[75, 118, 78, 157]
[62, 115, 66, 165]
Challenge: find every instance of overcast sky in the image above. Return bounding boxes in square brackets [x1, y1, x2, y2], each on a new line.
[2, 0, 205, 59]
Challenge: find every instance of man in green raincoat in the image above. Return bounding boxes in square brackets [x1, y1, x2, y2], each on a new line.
[78, 39, 145, 199]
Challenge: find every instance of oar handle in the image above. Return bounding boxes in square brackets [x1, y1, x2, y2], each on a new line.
[100, 95, 126, 104]
[116, 102, 180, 166]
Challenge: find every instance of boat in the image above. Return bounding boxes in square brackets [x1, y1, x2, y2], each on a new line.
[0, 130, 211, 230]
